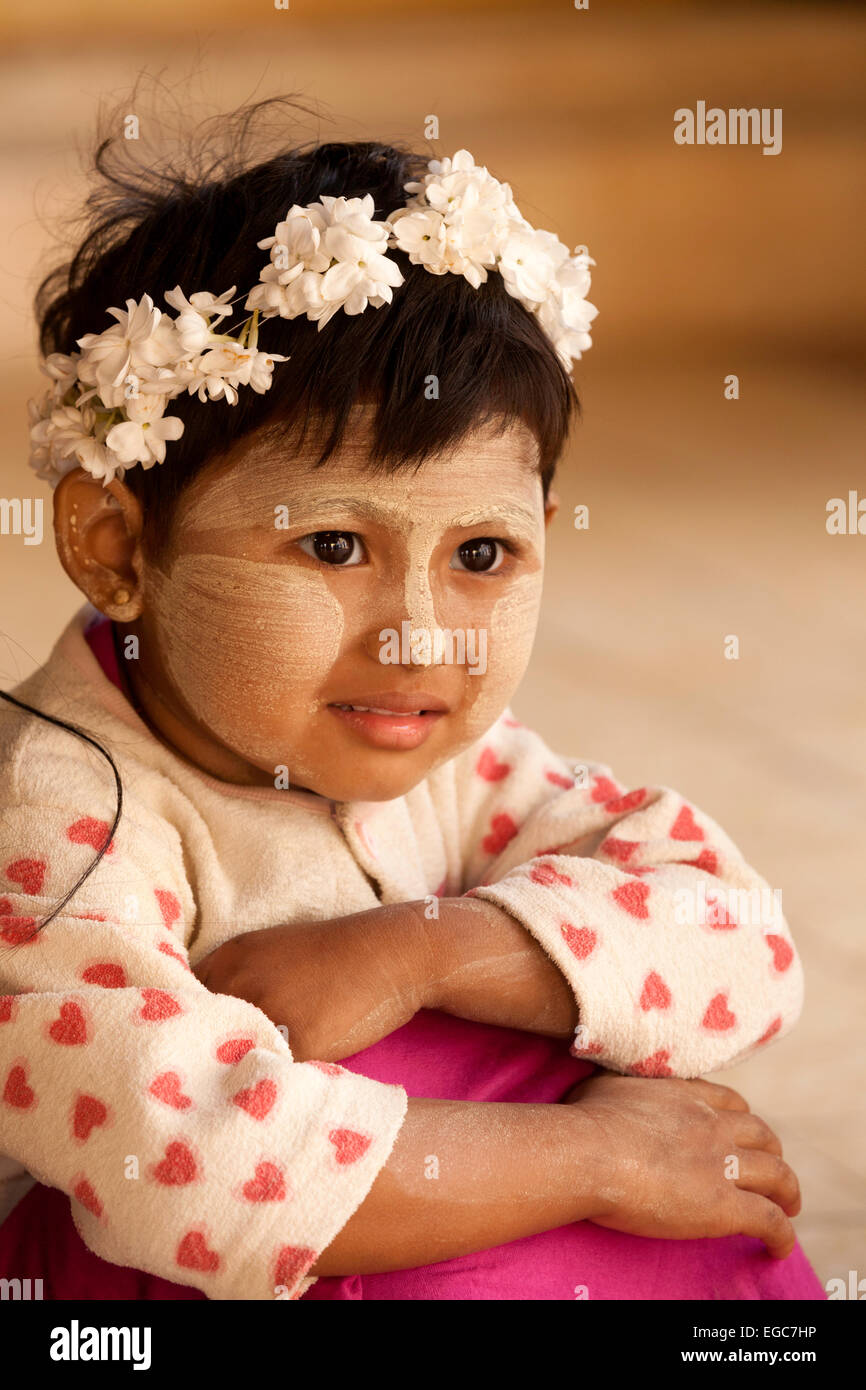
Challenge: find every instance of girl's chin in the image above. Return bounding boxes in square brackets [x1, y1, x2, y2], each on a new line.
[304, 743, 456, 804]
[317, 761, 441, 804]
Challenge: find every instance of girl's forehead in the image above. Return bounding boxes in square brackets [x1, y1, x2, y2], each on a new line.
[174, 419, 543, 535]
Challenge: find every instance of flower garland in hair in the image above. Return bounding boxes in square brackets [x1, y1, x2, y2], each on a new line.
[28, 292, 286, 487]
[29, 150, 597, 488]
[388, 151, 597, 366]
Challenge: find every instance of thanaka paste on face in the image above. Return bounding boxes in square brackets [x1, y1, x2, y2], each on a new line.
[145, 556, 345, 781]
[139, 416, 546, 799]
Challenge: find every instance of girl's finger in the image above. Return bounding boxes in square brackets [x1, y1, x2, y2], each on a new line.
[687, 1078, 751, 1112]
[736, 1192, 797, 1260]
[731, 1111, 783, 1157]
[734, 1150, 801, 1216]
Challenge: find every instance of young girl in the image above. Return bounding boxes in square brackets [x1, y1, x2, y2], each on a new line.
[0, 105, 824, 1300]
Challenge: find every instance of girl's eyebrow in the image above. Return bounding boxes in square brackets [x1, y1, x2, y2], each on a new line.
[285, 496, 541, 533]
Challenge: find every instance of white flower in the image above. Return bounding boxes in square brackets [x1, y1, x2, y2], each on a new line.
[386, 207, 447, 270]
[534, 246, 598, 364]
[76, 295, 180, 404]
[537, 297, 598, 367]
[395, 150, 513, 288]
[27, 396, 75, 485]
[71, 436, 121, 484]
[275, 267, 328, 320]
[266, 205, 331, 280]
[395, 150, 599, 363]
[132, 360, 198, 399]
[244, 279, 287, 318]
[318, 250, 402, 322]
[248, 350, 286, 394]
[123, 391, 172, 425]
[164, 285, 236, 353]
[105, 412, 184, 468]
[405, 149, 507, 211]
[318, 194, 392, 257]
[27, 398, 115, 484]
[183, 341, 285, 403]
[245, 208, 328, 319]
[497, 227, 567, 308]
[41, 352, 81, 402]
[247, 194, 403, 326]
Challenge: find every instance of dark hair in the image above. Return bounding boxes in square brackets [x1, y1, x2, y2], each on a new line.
[36, 95, 579, 551]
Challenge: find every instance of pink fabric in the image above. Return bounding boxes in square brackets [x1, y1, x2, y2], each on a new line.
[0, 618, 825, 1301]
[83, 608, 122, 688]
[305, 1012, 825, 1300]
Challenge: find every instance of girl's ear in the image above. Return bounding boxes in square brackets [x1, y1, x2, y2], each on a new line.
[544, 488, 560, 529]
[53, 468, 145, 620]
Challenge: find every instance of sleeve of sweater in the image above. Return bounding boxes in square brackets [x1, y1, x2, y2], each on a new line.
[449, 711, 803, 1078]
[0, 732, 407, 1301]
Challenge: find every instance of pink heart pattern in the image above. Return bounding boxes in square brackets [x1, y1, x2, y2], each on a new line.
[177, 1230, 220, 1273]
[671, 805, 704, 842]
[242, 1161, 286, 1203]
[640, 971, 672, 1011]
[611, 880, 651, 919]
[274, 1245, 317, 1291]
[560, 922, 597, 960]
[476, 747, 511, 782]
[702, 992, 737, 1031]
[72, 1093, 108, 1140]
[3, 1064, 36, 1110]
[152, 1141, 198, 1186]
[48, 1002, 87, 1046]
[232, 1079, 278, 1121]
[149, 1072, 193, 1110]
[328, 1128, 372, 1165]
[4, 858, 46, 896]
[481, 812, 519, 857]
[66, 818, 115, 854]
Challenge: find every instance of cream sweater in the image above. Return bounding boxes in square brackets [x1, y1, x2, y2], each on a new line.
[0, 607, 803, 1298]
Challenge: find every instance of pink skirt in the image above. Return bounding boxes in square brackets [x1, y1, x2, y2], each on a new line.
[0, 1011, 826, 1301]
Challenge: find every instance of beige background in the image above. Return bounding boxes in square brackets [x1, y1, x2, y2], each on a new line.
[0, 1, 864, 1290]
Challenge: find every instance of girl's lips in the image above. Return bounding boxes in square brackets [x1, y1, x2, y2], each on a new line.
[327, 699, 447, 751]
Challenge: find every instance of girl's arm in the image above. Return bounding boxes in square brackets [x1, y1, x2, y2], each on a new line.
[194, 896, 576, 1063]
[315, 1075, 800, 1275]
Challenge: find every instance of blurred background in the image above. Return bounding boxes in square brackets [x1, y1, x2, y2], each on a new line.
[0, 0, 863, 1290]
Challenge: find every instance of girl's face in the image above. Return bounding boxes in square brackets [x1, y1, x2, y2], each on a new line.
[128, 414, 552, 801]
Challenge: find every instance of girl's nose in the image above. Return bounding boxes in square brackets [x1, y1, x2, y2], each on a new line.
[404, 558, 439, 639]
[361, 559, 448, 667]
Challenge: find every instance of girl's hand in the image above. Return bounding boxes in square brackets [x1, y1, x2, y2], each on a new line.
[565, 1069, 801, 1258]
[193, 904, 432, 1061]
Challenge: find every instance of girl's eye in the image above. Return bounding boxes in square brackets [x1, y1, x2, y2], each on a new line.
[298, 531, 365, 566]
[450, 538, 506, 574]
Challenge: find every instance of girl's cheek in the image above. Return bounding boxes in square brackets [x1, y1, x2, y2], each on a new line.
[146, 554, 344, 761]
[455, 569, 544, 739]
